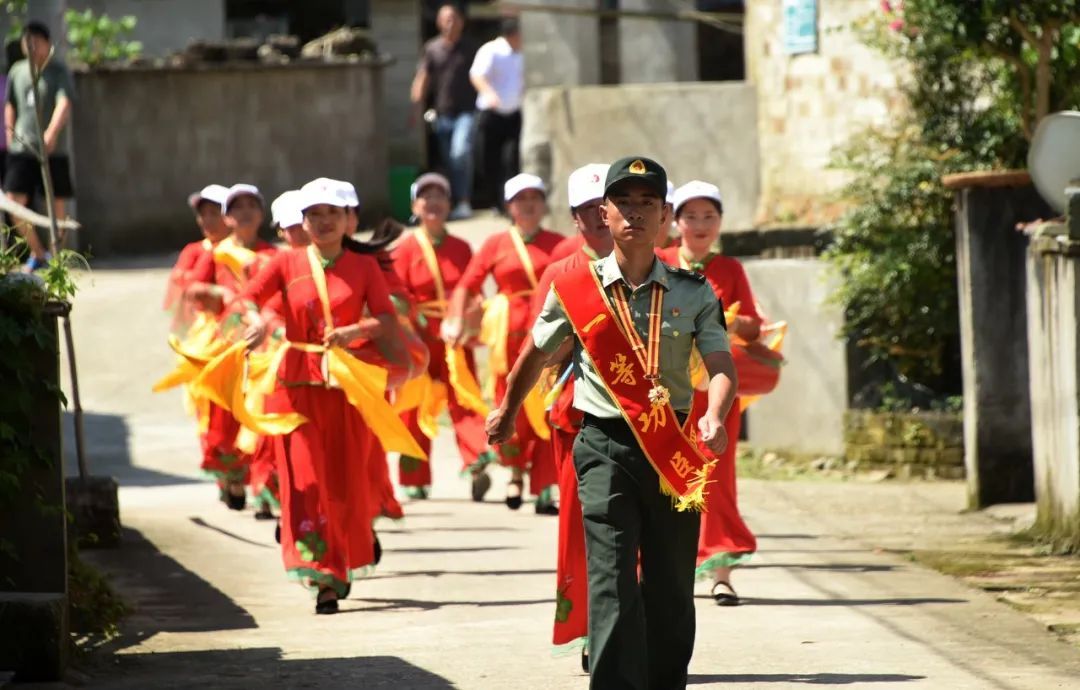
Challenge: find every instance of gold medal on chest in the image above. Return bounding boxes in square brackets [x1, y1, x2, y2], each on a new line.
[611, 281, 670, 410]
[648, 383, 671, 407]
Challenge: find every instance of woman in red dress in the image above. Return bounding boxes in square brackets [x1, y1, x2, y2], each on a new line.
[658, 180, 758, 606]
[247, 190, 311, 523]
[164, 184, 231, 335]
[185, 184, 278, 510]
[241, 183, 410, 614]
[445, 173, 562, 512]
[392, 172, 492, 499]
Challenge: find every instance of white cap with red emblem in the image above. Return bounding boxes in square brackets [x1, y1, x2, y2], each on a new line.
[567, 163, 610, 209]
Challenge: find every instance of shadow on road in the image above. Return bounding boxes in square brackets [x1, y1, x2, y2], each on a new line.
[86, 254, 177, 272]
[384, 545, 518, 554]
[345, 596, 552, 613]
[83, 648, 455, 688]
[731, 596, 967, 607]
[367, 568, 555, 581]
[742, 563, 898, 573]
[82, 527, 257, 654]
[380, 525, 522, 534]
[189, 516, 275, 549]
[63, 411, 201, 487]
[688, 673, 925, 685]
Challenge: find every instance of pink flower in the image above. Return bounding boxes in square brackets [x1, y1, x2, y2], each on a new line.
[299, 519, 314, 533]
[890, 18, 905, 31]
[881, 0, 892, 12]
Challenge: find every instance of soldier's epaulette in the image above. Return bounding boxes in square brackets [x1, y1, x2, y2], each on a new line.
[664, 264, 706, 282]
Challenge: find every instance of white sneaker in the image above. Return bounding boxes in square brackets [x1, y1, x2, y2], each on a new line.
[449, 201, 473, 220]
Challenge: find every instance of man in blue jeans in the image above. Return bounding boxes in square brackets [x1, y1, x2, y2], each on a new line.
[411, 3, 476, 220]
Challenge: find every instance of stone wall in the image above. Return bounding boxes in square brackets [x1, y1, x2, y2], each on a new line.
[744, 0, 904, 225]
[370, 0, 423, 166]
[1026, 227, 1080, 548]
[70, 61, 389, 256]
[741, 257, 847, 456]
[617, 0, 698, 83]
[520, 0, 601, 88]
[844, 410, 965, 480]
[521, 82, 760, 231]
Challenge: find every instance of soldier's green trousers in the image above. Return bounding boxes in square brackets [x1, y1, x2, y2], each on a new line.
[574, 414, 701, 690]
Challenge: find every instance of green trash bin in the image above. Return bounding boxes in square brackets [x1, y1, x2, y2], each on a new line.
[389, 165, 419, 223]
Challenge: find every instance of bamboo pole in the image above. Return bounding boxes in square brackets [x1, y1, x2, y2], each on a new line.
[28, 41, 89, 481]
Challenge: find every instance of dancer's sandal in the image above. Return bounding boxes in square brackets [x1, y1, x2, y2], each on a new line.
[581, 649, 589, 674]
[224, 485, 246, 511]
[471, 470, 492, 502]
[505, 479, 524, 510]
[315, 588, 339, 615]
[253, 503, 275, 520]
[711, 580, 740, 606]
[535, 498, 559, 515]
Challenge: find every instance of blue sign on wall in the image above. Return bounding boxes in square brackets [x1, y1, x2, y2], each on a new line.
[783, 0, 818, 55]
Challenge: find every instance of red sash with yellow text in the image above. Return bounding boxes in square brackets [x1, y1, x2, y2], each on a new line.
[552, 265, 715, 511]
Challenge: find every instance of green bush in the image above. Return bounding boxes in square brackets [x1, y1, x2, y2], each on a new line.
[68, 547, 128, 640]
[827, 1, 1080, 401]
[64, 9, 141, 67]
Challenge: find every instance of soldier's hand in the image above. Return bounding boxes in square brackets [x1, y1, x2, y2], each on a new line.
[485, 406, 516, 446]
[698, 414, 728, 455]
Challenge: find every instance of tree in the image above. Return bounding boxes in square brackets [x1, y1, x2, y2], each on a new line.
[826, 1, 1080, 404]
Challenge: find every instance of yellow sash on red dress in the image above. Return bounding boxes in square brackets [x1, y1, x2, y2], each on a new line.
[189, 248, 427, 459]
[552, 266, 716, 511]
[480, 227, 538, 376]
[413, 229, 490, 420]
[213, 236, 258, 283]
[478, 228, 550, 439]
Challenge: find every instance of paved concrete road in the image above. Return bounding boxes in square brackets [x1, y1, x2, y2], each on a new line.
[54, 224, 1080, 689]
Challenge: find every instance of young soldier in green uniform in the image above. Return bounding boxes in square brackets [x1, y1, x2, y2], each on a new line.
[487, 156, 737, 689]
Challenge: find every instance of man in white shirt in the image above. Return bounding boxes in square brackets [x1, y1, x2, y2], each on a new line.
[469, 18, 524, 212]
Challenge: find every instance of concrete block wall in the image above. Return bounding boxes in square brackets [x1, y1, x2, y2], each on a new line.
[521, 81, 761, 232]
[744, 0, 904, 225]
[71, 61, 389, 256]
[370, 0, 423, 167]
[743, 258, 847, 456]
[618, 0, 698, 83]
[1026, 230, 1080, 546]
[520, 0, 600, 89]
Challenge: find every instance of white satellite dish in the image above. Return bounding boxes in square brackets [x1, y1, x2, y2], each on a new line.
[1028, 110, 1080, 214]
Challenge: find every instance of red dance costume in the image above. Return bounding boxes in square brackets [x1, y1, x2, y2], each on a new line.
[392, 230, 490, 487]
[368, 250, 420, 522]
[531, 245, 593, 650]
[549, 233, 585, 264]
[657, 247, 758, 575]
[242, 247, 396, 592]
[458, 228, 562, 495]
[190, 239, 278, 489]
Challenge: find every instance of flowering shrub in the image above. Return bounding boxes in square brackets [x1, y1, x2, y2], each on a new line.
[827, 1, 1080, 402]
